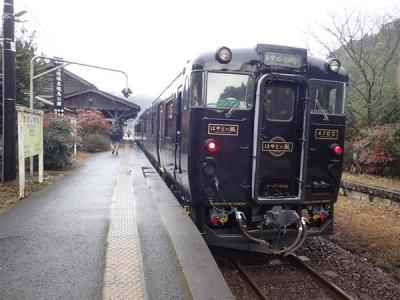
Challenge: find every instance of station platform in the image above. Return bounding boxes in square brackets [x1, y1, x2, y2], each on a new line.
[0, 143, 233, 299]
[103, 144, 233, 299]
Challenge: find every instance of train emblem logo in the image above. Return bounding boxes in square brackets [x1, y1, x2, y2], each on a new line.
[262, 136, 293, 157]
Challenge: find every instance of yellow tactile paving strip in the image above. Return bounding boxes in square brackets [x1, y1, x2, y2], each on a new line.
[103, 145, 147, 300]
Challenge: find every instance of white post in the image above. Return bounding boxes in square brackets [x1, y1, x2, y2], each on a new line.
[29, 157, 33, 177]
[29, 58, 35, 178]
[38, 111, 44, 183]
[17, 110, 25, 198]
[71, 118, 77, 156]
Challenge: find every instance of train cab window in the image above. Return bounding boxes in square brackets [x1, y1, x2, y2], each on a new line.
[310, 80, 346, 115]
[206, 73, 254, 109]
[264, 85, 294, 121]
[190, 72, 204, 107]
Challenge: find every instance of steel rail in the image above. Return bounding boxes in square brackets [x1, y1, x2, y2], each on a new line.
[227, 254, 269, 300]
[290, 254, 353, 300]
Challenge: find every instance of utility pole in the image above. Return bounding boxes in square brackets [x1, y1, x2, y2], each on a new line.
[2, 0, 16, 182]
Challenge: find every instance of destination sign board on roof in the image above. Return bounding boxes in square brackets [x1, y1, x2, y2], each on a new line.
[263, 51, 302, 68]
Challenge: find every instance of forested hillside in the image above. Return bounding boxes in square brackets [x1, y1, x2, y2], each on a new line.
[335, 19, 400, 128]
[312, 11, 400, 176]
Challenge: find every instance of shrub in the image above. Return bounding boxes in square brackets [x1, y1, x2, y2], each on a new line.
[77, 109, 110, 137]
[83, 134, 110, 152]
[352, 125, 399, 175]
[342, 140, 354, 171]
[43, 115, 73, 169]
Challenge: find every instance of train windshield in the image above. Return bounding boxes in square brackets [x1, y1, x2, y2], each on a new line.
[206, 72, 254, 109]
[309, 80, 346, 115]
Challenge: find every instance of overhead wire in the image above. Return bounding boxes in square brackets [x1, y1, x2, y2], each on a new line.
[20, 0, 60, 51]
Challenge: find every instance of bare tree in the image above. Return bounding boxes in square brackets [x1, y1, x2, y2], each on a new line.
[309, 9, 400, 127]
[396, 65, 400, 110]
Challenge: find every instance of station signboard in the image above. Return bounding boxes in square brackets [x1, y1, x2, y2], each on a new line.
[16, 106, 44, 198]
[53, 59, 65, 117]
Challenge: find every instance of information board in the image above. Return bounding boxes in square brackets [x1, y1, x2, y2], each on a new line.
[16, 106, 44, 198]
[22, 113, 43, 157]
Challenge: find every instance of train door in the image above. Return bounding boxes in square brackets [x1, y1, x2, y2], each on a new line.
[157, 103, 164, 170]
[174, 88, 183, 182]
[252, 75, 309, 203]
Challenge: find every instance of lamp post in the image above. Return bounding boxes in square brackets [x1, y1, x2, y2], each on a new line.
[29, 56, 132, 110]
[2, 0, 16, 182]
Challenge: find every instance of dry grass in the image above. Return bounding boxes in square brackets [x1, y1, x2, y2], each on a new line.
[331, 195, 400, 281]
[0, 151, 90, 213]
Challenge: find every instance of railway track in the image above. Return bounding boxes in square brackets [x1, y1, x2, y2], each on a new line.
[213, 248, 354, 300]
[289, 255, 352, 299]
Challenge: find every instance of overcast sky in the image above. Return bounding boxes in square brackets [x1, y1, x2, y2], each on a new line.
[14, 0, 400, 98]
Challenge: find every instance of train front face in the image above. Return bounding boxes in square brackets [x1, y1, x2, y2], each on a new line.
[189, 45, 348, 254]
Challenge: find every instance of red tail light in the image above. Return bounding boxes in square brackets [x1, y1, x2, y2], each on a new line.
[319, 214, 329, 222]
[205, 139, 218, 152]
[331, 144, 343, 155]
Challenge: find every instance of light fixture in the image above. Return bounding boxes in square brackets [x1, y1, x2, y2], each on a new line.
[327, 58, 341, 73]
[330, 144, 343, 155]
[215, 46, 232, 64]
[15, 10, 27, 18]
[205, 139, 218, 152]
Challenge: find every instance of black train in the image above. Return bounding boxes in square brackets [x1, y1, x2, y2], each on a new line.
[135, 44, 348, 254]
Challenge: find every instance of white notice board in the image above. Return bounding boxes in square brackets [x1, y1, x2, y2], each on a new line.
[16, 106, 44, 198]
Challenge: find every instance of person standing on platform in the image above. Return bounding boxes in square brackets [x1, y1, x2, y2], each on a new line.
[109, 122, 123, 155]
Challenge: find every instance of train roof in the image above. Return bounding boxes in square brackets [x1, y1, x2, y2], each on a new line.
[190, 44, 348, 82]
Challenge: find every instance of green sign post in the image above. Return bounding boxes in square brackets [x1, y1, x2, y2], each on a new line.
[16, 106, 43, 198]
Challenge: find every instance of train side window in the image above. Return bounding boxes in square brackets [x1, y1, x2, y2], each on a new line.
[310, 80, 346, 115]
[264, 85, 294, 121]
[143, 118, 147, 133]
[151, 112, 155, 135]
[190, 71, 204, 107]
[183, 76, 189, 110]
[165, 101, 175, 137]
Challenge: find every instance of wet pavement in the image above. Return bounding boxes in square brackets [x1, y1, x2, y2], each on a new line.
[0, 151, 119, 299]
[0, 144, 232, 300]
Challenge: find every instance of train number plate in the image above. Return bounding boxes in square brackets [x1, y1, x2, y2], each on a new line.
[315, 128, 338, 140]
[208, 124, 239, 136]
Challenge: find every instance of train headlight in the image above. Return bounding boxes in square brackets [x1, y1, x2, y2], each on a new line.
[216, 46, 232, 64]
[328, 58, 341, 73]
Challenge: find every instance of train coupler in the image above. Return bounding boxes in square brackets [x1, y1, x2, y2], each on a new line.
[263, 206, 300, 228]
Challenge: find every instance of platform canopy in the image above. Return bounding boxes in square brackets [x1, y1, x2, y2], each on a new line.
[64, 89, 140, 120]
[36, 68, 140, 121]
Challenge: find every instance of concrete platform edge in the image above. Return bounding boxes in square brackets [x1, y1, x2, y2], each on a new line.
[132, 147, 234, 299]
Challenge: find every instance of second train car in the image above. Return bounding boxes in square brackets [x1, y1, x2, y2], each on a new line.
[135, 44, 348, 254]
